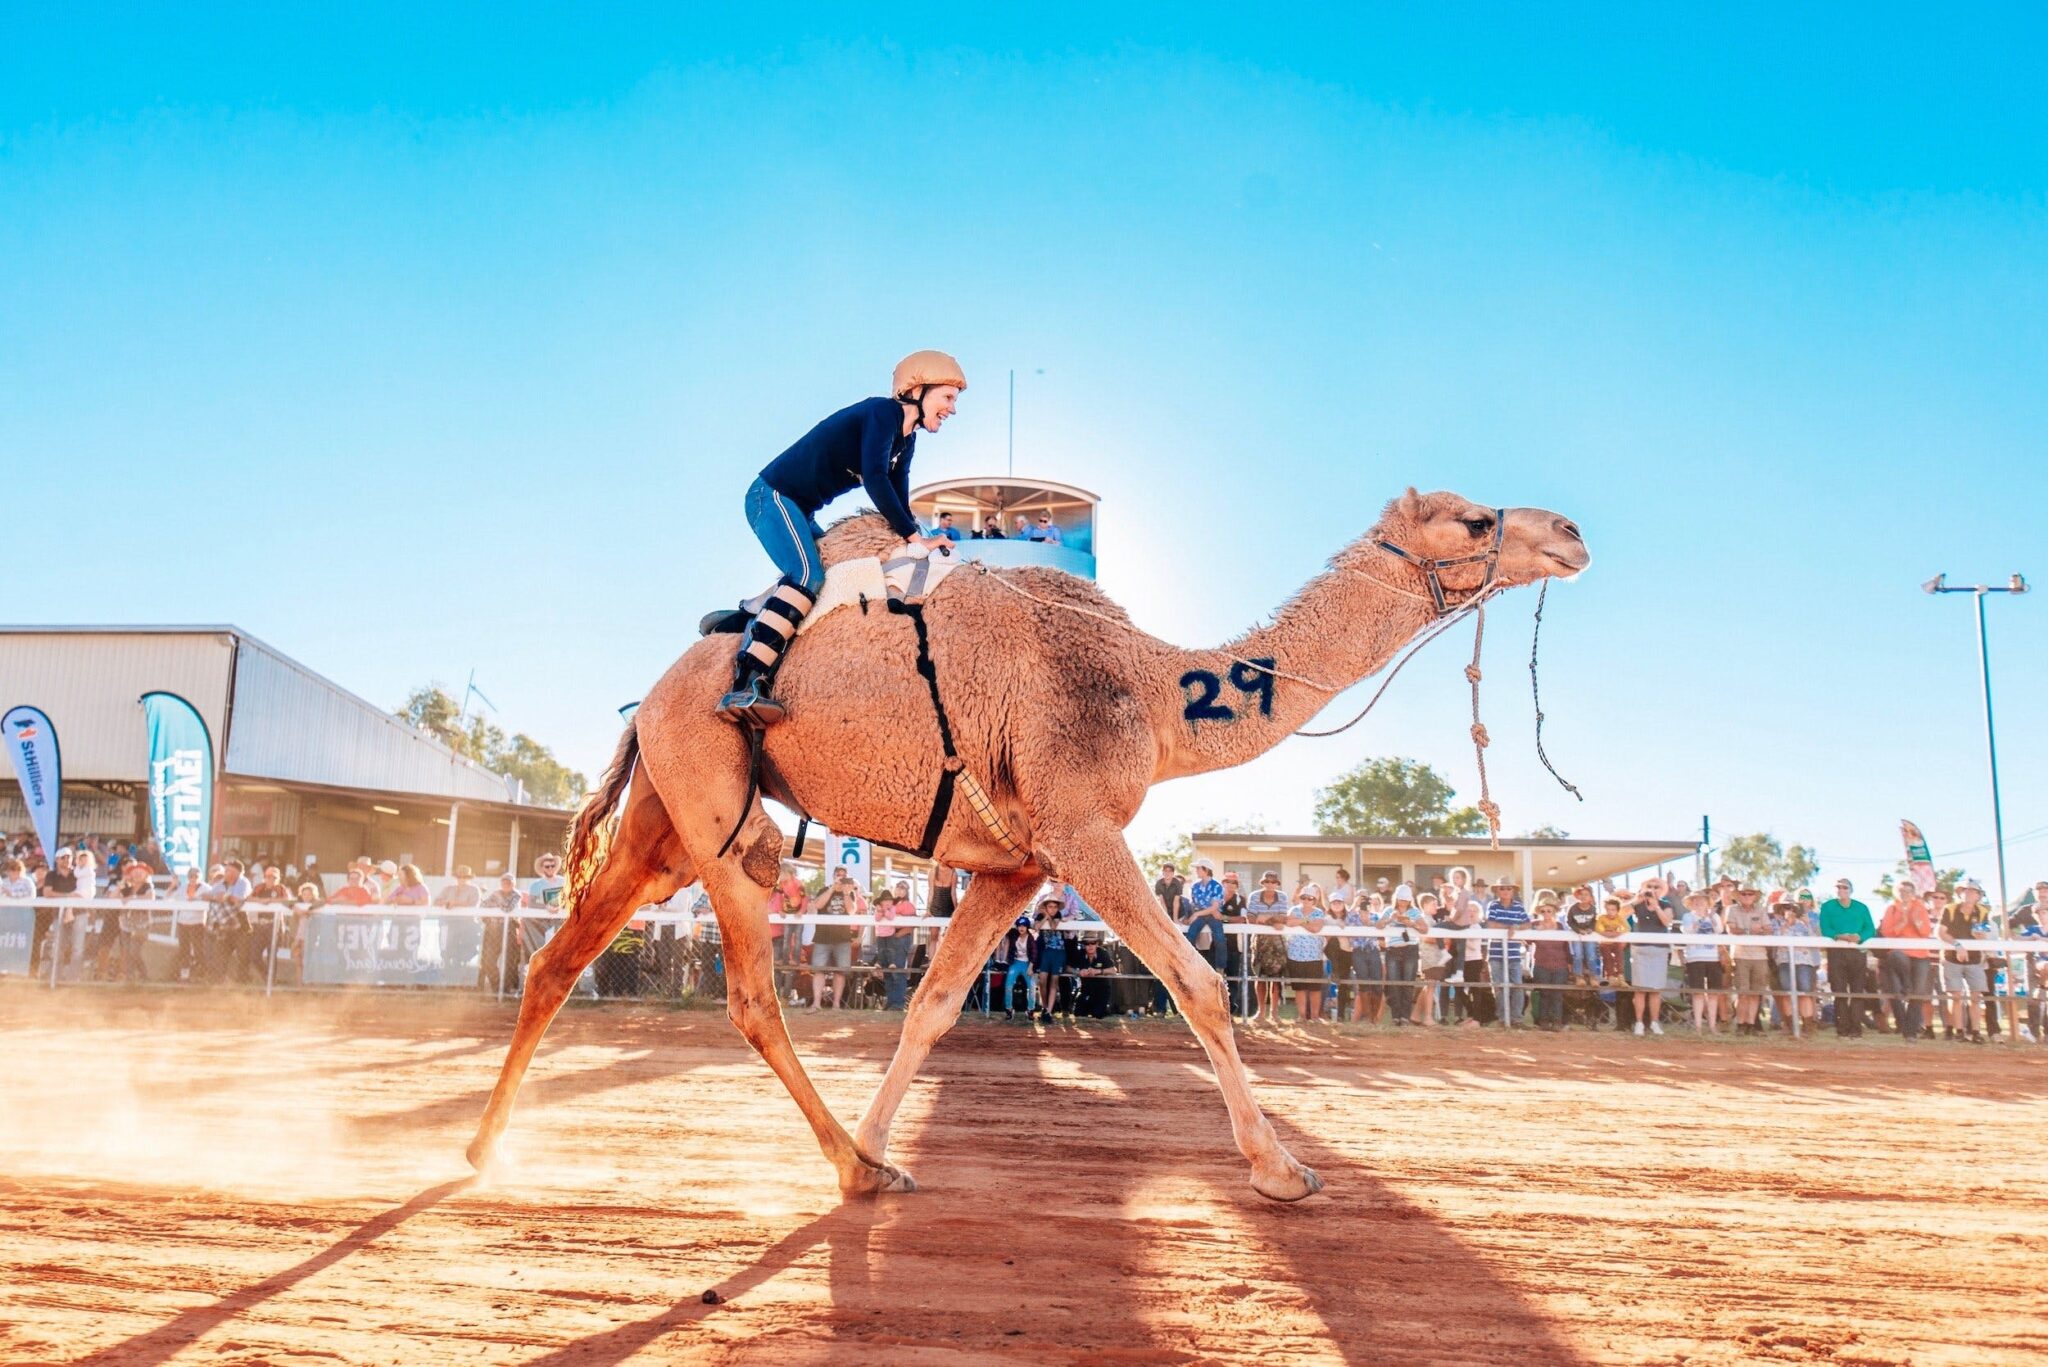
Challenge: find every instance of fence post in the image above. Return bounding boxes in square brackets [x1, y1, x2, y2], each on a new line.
[264, 911, 281, 997]
[49, 907, 62, 989]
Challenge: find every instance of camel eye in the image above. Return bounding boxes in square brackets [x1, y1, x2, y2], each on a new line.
[1461, 516, 1493, 538]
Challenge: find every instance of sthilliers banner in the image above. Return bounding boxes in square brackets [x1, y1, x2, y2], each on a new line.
[1900, 820, 1937, 895]
[2, 705, 62, 862]
[143, 692, 214, 878]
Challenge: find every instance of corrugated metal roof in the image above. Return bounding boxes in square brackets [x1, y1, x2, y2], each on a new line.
[1, 626, 562, 808]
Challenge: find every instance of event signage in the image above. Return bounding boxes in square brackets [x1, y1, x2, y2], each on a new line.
[1, 705, 62, 862]
[300, 911, 486, 987]
[142, 692, 214, 878]
[1900, 819, 1937, 894]
[829, 831, 870, 890]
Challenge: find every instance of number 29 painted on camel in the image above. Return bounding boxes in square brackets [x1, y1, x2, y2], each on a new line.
[1180, 658, 1277, 724]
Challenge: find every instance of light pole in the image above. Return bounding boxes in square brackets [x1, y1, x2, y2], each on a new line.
[1923, 572, 2029, 930]
[1006, 366, 1043, 477]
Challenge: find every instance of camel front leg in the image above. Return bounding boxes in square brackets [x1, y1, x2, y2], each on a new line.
[705, 864, 915, 1198]
[1063, 825, 1323, 1202]
[855, 867, 1043, 1161]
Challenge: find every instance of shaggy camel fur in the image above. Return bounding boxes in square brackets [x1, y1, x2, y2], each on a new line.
[467, 489, 1589, 1201]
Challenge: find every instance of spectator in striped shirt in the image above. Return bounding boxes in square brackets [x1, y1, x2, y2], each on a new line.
[1484, 878, 1531, 1026]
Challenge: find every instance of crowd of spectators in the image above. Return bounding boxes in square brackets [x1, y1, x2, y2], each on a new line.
[926, 509, 1065, 544]
[7, 830, 2044, 1044]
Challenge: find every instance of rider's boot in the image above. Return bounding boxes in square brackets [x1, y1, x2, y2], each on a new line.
[714, 579, 814, 727]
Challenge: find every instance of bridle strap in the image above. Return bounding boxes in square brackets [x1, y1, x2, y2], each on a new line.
[1372, 509, 1507, 616]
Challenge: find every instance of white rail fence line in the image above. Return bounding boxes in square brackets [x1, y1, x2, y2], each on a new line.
[2, 898, 2038, 1033]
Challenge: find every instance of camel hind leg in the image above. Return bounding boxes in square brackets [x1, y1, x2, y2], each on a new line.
[467, 774, 689, 1171]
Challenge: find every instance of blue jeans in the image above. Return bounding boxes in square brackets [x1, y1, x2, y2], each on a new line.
[1491, 955, 1527, 1023]
[1385, 944, 1419, 1018]
[1187, 915, 1226, 972]
[1000, 958, 1038, 1013]
[1569, 939, 1601, 979]
[875, 934, 913, 1011]
[1532, 966, 1569, 1025]
[745, 477, 826, 596]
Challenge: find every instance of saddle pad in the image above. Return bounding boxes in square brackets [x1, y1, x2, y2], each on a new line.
[789, 542, 961, 638]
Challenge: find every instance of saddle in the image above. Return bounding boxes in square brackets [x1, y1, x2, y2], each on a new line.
[698, 541, 963, 638]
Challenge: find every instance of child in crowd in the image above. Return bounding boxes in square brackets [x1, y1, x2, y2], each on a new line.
[1594, 895, 1629, 983]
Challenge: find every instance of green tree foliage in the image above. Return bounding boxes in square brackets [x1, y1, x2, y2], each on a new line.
[1129, 818, 1268, 878]
[1713, 832, 1819, 890]
[1311, 757, 1486, 838]
[396, 684, 589, 808]
[1521, 824, 1571, 839]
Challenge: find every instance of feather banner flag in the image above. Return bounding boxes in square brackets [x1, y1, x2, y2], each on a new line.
[2, 705, 62, 862]
[142, 692, 215, 879]
[1900, 820, 1937, 895]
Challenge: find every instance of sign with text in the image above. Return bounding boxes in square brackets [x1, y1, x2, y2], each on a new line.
[0, 906, 31, 975]
[2, 705, 62, 863]
[143, 692, 213, 878]
[301, 911, 486, 987]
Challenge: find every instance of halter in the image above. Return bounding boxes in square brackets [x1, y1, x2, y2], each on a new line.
[1373, 509, 1507, 616]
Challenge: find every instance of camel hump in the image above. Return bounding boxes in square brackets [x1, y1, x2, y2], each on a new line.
[817, 510, 901, 567]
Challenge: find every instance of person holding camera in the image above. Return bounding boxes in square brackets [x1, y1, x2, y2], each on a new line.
[806, 866, 865, 1010]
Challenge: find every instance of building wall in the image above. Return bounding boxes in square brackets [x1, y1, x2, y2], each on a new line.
[0, 630, 234, 778]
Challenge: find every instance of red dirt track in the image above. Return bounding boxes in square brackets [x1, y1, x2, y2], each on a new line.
[2, 990, 2043, 1365]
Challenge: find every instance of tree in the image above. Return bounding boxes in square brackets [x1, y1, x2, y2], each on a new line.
[1128, 818, 1268, 879]
[1713, 832, 1819, 891]
[395, 684, 589, 809]
[1521, 824, 1571, 839]
[1312, 757, 1487, 839]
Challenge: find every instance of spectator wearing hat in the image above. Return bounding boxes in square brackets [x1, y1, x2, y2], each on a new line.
[1563, 884, 1601, 986]
[1771, 890, 1823, 1032]
[1184, 860, 1227, 974]
[1726, 886, 1775, 1036]
[996, 914, 1038, 1018]
[1877, 884, 1936, 1039]
[1819, 878, 1877, 1037]
[1247, 871, 1291, 1024]
[1033, 897, 1069, 1021]
[1322, 889, 1357, 1018]
[872, 881, 916, 1012]
[1483, 878, 1531, 1026]
[1385, 885, 1427, 1021]
[1284, 883, 1331, 1022]
[1953, 881, 2004, 1036]
[1935, 885, 1989, 1044]
[1072, 935, 1118, 1018]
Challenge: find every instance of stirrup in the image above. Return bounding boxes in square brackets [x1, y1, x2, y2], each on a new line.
[716, 678, 786, 727]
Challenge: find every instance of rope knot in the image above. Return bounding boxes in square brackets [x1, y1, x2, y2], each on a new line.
[1469, 722, 1489, 748]
[1463, 663, 1482, 686]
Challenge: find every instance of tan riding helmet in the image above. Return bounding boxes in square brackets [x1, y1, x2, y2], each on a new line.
[892, 350, 967, 399]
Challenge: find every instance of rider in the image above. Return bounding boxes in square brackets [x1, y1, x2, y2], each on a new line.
[717, 350, 967, 726]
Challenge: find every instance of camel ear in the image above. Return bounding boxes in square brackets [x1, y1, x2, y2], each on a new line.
[1398, 487, 1425, 519]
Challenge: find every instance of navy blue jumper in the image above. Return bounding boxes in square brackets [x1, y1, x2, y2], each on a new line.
[759, 397, 918, 539]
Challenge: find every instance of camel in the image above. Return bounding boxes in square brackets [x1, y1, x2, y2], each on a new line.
[467, 488, 1589, 1202]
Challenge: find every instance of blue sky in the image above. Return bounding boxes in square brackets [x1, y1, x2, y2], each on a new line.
[6, 7, 2046, 894]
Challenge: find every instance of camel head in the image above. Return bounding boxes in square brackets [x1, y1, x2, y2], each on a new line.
[1351, 489, 1589, 600]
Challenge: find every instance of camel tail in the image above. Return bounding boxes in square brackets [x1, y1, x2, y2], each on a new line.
[563, 720, 640, 914]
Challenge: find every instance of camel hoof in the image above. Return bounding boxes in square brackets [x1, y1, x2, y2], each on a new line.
[1252, 1163, 1324, 1203]
[842, 1162, 918, 1198]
